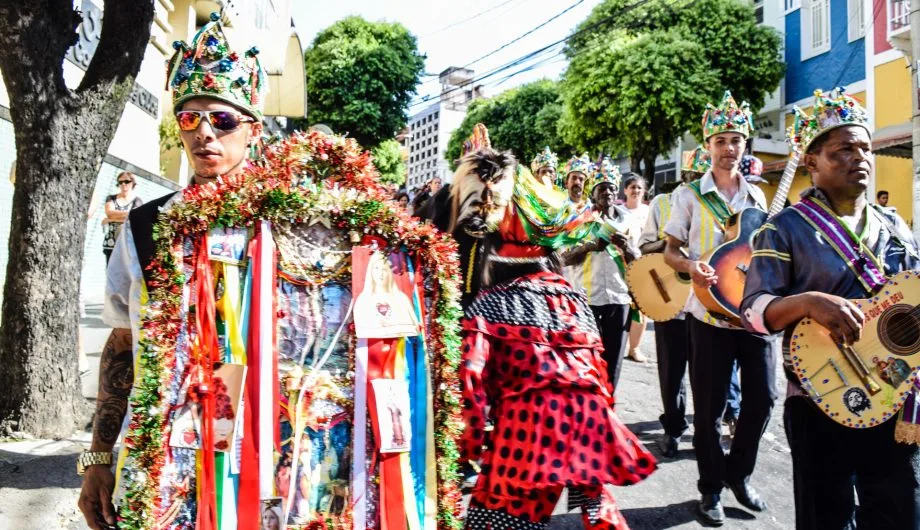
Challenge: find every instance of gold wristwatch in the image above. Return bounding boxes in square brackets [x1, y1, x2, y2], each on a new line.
[76, 451, 113, 475]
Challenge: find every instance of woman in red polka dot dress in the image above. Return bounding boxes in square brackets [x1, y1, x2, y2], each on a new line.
[449, 127, 657, 530]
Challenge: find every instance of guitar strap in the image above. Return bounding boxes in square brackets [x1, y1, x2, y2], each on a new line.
[791, 197, 886, 294]
[687, 180, 733, 231]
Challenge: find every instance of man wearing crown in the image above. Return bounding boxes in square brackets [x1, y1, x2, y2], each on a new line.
[741, 89, 920, 529]
[563, 153, 594, 208]
[531, 146, 559, 188]
[662, 91, 777, 525]
[77, 13, 267, 530]
[452, 125, 655, 530]
[562, 158, 638, 396]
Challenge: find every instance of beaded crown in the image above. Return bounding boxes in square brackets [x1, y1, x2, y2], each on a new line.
[702, 91, 753, 140]
[681, 146, 711, 174]
[787, 87, 871, 153]
[530, 146, 559, 174]
[589, 157, 622, 195]
[564, 153, 594, 177]
[166, 13, 267, 119]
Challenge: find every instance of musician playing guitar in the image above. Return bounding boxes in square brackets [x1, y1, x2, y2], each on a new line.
[663, 91, 777, 526]
[563, 158, 639, 396]
[638, 147, 708, 458]
[741, 89, 920, 530]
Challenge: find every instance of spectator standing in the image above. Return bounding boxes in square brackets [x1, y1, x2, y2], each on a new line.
[101, 172, 143, 265]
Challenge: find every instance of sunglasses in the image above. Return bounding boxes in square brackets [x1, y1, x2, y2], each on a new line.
[175, 110, 255, 132]
[117, 180, 133, 185]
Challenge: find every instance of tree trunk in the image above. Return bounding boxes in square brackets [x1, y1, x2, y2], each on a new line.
[0, 1, 154, 438]
[642, 154, 657, 186]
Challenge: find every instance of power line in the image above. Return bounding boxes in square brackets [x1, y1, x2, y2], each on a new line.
[420, 0, 525, 37]
[414, 0, 586, 86]
[408, 0, 677, 111]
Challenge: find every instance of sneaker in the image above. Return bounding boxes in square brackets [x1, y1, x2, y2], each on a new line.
[697, 494, 725, 526]
[656, 434, 679, 457]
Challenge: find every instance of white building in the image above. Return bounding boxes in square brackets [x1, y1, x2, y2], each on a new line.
[0, 0, 305, 305]
[406, 67, 484, 190]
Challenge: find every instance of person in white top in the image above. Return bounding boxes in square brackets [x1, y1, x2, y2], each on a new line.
[662, 91, 777, 525]
[623, 173, 650, 363]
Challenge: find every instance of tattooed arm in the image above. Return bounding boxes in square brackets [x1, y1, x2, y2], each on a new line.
[79, 327, 134, 530]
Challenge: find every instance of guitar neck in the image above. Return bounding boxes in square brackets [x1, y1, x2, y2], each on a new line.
[767, 150, 801, 219]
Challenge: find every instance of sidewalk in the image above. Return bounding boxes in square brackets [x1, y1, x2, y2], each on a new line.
[0, 314, 795, 529]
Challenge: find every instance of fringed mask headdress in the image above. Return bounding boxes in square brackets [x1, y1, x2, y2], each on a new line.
[450, 124, 517, 237]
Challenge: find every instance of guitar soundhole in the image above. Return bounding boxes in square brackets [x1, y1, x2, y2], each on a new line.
[878, 304, 920, 356]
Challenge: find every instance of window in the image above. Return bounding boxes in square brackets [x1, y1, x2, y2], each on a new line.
[889, 0, 910, 35]
[754, 0, 764, 24]
[848, 0, 865, 41]
[801, 0, 831, 60]
[785, 0, 801, 12]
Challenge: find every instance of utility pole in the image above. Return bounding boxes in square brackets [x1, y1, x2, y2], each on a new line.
[912, 0, 920, 239]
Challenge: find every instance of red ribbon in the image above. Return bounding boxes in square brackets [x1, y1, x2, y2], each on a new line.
[194, 240, 220, 530]
[238, 235, 264, 529]
[367, 338, 408, 530]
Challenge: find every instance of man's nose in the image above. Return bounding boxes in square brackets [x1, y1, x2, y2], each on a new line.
[195, 118, 217, 141]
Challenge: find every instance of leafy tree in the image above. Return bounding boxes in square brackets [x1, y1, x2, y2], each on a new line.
[305, 17, 425, 149]
[560, 0, 784, 179]
[446, 80, 573, 168]
[0, 1, 155, 437]
[371, 139, 406, 186]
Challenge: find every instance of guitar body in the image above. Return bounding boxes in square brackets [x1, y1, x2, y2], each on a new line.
[626, 253, 691, 322]
[693, 208, 767, 325]
[787, 270, 920, 428]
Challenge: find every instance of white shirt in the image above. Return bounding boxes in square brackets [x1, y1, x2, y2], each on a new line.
[564, 205, 634, 307]
[663, 170, 767, 328]
[625, 202, 650, 246]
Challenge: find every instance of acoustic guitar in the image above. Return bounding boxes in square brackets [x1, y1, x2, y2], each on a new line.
[627, 252, 691, 322]
[694, 151, 800, 326]
[786, 270, 920, 428]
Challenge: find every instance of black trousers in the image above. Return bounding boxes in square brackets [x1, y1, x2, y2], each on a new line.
[785, 396, 920, 530]
[688, 317, 777, 494]
[655, 318, 690, 438]
[590, 303, 630, 395]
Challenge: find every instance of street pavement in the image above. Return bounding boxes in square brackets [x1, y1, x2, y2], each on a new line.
[0, 308, 794, 529]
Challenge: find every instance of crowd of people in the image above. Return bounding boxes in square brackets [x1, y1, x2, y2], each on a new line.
[75, 11, 920, 530]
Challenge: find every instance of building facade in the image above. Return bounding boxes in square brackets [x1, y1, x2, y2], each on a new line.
[406, 67, 484, 191]
[756, 0, 914, 222]
[0, 0, 305, 306]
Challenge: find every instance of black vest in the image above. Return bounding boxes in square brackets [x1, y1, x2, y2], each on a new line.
[127, 192, 178, 288]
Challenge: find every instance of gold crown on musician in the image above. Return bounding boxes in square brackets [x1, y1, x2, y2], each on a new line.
[702, 91, 753, 140]
[530, 146, 559, 174]
[589, 157, 622, 194]
[787, 87, 871, 153]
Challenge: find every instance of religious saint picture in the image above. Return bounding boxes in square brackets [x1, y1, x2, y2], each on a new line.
[168, 363, 246, 452]
[371, 378, 412, 453]
[209, 226, 248, 264]
[353, 249, 420, 338]
[259, 497, 284, 530]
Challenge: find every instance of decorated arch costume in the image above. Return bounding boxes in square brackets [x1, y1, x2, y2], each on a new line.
[113, 131, 463, 530]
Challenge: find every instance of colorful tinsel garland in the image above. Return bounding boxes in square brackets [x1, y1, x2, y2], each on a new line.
[119, 130, 464, 530]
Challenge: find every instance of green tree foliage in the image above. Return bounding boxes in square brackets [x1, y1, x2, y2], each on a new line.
[560, 0, 784, 178]
[371, 139, 407, 186]
[305, 17, 425, 149]
[446, 80, 573, 168]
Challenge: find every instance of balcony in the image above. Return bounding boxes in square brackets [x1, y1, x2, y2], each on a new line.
[889, 0, 910, 37]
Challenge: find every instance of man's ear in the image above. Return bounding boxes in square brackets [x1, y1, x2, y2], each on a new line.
[802, 151, 819, 176]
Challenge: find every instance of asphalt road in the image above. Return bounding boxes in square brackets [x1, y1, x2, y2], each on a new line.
[0, 310, 794, 529]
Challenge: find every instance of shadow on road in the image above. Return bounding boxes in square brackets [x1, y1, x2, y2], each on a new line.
[0, 451, 82, 490]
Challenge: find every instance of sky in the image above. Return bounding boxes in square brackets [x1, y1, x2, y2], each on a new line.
[291, 0, 603, 117]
